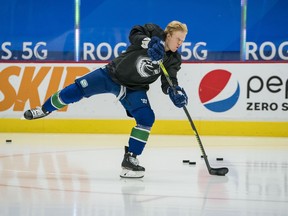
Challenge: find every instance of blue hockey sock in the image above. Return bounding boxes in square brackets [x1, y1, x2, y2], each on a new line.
[43, 83, 84, 112]
[43, 91, 64, 112]
[128, 125, 151, 155]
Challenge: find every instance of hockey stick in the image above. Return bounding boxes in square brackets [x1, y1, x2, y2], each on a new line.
[159, 62, 229, 176]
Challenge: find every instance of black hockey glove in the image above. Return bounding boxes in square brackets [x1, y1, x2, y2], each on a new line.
[147, 37, 164, 62]
[168, 86, 188, 108]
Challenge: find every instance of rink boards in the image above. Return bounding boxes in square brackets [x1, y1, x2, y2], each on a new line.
[0, 62, 287, 136]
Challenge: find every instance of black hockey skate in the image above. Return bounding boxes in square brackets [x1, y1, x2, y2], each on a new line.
[24, 106, 50, 120]
[120, 146, 145, 178]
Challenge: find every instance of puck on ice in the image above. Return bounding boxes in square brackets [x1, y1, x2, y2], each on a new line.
[216, 158, 224, 161]
[6, 139, 12, 143]
[189, 161, 196, 165]
[182, 160, 190, 163]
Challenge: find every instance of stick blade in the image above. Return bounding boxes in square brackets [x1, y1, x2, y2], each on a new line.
[209, 167, 229, 176]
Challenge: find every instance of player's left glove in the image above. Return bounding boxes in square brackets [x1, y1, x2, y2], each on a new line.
[168, 86, 188, 108]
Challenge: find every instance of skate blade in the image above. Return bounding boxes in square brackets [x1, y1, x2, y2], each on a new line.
[120, 169, 144, 178]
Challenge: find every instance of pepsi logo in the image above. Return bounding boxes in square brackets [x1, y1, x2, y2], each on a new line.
[199, 69, 240, 112]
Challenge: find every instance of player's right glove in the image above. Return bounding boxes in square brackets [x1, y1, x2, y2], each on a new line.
[148, 36, 161, 48]
[147, 36, 165, 62]
[168, 86, 188, 108]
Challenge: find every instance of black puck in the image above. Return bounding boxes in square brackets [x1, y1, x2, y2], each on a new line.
[189, 161, 196, 165]
[182, 160, 190, 163]
[6, 139, 12, 143]
[216, 158, 224, 161]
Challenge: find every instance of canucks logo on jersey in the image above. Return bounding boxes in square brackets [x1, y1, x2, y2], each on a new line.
[136, 56, 161, 78]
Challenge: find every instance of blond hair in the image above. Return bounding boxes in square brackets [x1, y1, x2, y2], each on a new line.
[164, 21, 188, 35]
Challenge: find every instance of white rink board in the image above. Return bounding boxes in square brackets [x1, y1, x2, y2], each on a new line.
[0, 62, 287, 121]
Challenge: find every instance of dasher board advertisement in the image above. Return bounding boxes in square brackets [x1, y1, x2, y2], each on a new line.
[0, 62, 287, 121]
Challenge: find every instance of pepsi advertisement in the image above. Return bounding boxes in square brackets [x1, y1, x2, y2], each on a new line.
[0, 0, 288, 61]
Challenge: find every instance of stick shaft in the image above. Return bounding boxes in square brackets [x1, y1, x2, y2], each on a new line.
[159, 62, 212, 171]
[182, 106, 211, 170]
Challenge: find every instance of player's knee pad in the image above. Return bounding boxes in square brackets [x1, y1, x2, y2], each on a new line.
[132, 106, 155, 127]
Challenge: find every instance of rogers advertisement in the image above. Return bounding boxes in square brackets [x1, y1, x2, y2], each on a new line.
[1, 0, 288, 61]
[0, 62, 287, 121]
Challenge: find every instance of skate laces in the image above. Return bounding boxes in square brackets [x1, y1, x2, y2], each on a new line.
[128, 155, 139, 166]
[31, 107, 44, 117]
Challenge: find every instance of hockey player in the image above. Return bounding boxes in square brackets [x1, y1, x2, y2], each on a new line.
[23, 20, 188, 178]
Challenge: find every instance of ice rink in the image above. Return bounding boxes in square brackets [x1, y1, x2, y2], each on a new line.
[0, 133, 287, 216]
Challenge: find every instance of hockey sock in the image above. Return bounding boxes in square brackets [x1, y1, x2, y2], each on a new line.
[128, 125, 151, 155]
[43, 91, 66, 112]
[52, 91, 67, 109]
[43, 83, 84, 112]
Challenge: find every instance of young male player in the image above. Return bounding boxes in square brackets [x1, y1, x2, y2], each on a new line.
[24, 20, 188, 178]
